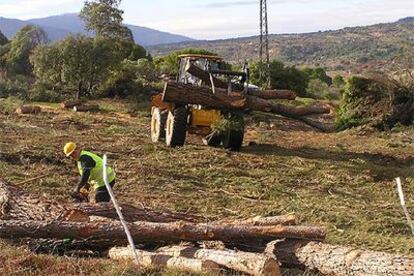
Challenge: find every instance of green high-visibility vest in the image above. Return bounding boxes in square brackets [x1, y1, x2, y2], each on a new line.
[77, 151, 115, 190]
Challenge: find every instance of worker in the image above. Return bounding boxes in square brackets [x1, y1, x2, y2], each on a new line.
[63, 142, 115, 203]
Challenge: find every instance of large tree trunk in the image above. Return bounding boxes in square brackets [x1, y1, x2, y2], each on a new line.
[0, 220, 326, 244]
[109, 247, 220, 273]
[162, 82, 330, 117]
[185, 63, 296, 100]
[270, 240, 414, 276]
[74, 203, 202, 223]
[157, 245, 280, 276]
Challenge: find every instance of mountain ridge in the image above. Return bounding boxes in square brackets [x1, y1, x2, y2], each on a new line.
[0, 13, 194, 46]
[148, 17, 414, 74]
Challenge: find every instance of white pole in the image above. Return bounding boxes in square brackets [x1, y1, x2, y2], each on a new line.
[395, 177, 414, 236]
[103, 154, 140, 265]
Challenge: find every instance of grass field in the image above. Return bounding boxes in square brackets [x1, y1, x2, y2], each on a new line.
[0, 99, 413, 275]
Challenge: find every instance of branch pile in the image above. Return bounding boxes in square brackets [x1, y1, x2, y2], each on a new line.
[1, 179, 413, 275]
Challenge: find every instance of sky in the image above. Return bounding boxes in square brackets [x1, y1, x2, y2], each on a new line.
[0, 0, 413, 39]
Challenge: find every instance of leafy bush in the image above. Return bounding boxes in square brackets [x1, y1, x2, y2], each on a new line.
[0, 77, 29, 99]
[306, 79, 330, 99]
[0, 96, 23, 114]
[336, 74, 414, 130]
[250, 60, 309, 96]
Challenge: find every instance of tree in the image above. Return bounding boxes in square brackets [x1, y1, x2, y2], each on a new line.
[0, 30, 8, 46]
[80, 0, 133, 41]
[306, 79, 330, 99]
[31, 35, 116, 99]
[302, 67, 332, 86]
[333, 75, 345, 88]
[6, 25, 48, 75]
[250, 61, 309, 96]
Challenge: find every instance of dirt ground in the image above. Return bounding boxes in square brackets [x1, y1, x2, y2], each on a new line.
[0, 99, 413, 275]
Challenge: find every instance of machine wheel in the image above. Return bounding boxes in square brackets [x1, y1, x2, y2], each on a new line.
[221, 114, 245, 151]
[166, 107, 188, 147]
[151, 108, 168, 143]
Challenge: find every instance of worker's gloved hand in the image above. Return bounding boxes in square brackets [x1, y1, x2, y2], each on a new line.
[70, 191, 81, 199]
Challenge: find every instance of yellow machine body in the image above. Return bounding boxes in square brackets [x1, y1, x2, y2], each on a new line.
[190, 108, 221, 127]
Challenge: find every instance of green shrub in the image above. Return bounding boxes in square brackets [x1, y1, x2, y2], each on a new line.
[0, 96, 23, 114]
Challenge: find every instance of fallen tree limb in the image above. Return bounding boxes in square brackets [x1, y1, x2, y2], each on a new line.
[218, 214, 297, 226]
[109, 247, 220, 273]
[157, 245, 280, 276]
[0, 220, 326, 244]
[270, 240, 414, 276]
[162, 82, 330, 117]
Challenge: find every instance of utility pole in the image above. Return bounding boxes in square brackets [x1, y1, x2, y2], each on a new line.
[259, 0, 270, 87]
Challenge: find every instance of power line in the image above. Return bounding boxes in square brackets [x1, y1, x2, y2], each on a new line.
[259, 0, 270, 87]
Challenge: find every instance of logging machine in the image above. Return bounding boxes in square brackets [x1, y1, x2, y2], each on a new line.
[151, 54, 249, 151]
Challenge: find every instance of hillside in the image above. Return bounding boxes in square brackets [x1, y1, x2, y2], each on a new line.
[0, 13, 194, 46]
[149, 17, 414, 73]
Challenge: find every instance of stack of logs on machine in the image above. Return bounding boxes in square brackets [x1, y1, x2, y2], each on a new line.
[0, 180, 413, 275]
[160, 62, 335, 132]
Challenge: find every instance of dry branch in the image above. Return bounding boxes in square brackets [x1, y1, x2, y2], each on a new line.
[157, 245, 280, 276]
[109, 247, 220, 273]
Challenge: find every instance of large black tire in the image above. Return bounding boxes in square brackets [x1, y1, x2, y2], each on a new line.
[151, 108, 168, 143]
[165, 107, 188, 147]
[221, 114, 245, 151]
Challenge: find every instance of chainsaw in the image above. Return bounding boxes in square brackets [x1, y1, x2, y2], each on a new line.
[71, 187, 89, 202]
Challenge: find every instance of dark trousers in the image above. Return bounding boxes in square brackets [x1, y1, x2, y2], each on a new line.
[94, 180, 115, 203]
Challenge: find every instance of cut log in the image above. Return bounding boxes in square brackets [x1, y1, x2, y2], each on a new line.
[219, 214, 297, 226]
[162, 82, 330, 117]
[0, 220, 326, 244]
[74, 203, 202, 223]
[157, 245, 280, 276]
[185, 63, 296, 100]
[73, 104, 100, 112]
[270, 240, 414, 276]
[15, 105, 41, 115]
[60, 100, 82, 109]
[109, 247, 220, 273]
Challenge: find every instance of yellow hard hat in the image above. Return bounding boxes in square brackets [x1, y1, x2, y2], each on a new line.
[64, 142, 77, 157]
